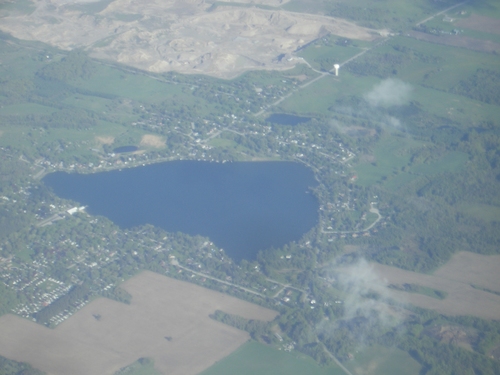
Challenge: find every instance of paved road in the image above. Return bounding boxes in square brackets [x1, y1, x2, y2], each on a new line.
[255, 0, 470, 118]
[33, 166, 46, 180]
[171, 260, 266, 297]
[254, 39, 389, 117]
[265, 278, 308, 296]
[365, 204, 382, 231]
[36, 212, 66, 227]
[416, 0, 470, 26]
[172, 260, 311, 301]
[322, 202, 382, 235]
[317, 338, 355, 375]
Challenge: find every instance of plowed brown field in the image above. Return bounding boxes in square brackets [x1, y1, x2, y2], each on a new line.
[0, 271, 277, 375]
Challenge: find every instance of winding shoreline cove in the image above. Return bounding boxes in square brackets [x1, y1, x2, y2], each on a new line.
[43, 160, 319, 262]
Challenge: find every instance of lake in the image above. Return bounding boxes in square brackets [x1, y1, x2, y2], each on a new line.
[266, 113, 311, 126]
[43, 161, 319, 262]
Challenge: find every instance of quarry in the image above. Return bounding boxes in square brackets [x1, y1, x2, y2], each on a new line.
[0, 0, 384, 78]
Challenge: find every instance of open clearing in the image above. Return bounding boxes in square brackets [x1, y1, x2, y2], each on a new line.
[0, 271, 278, 375]
[407, 30, 500, 53]
[95, 135, 115, 145]
[457, 14, 500, 35]
[371, 252, 500, 319]
[200, 341, 345, 375]
[345, 345, 421, 375]
[0, 0, 382, 78]
[433, 251, 500, 293]
[140, 134, 165, 148]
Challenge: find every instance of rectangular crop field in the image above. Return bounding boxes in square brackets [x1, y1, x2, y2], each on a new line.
[370, 252, 500, 319]
[345, 345, 421, 375]
[200, 341, 345, 375]
[0, 271, 278, 375]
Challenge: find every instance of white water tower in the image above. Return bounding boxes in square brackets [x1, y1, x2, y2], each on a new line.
[333, 64, 340, 76]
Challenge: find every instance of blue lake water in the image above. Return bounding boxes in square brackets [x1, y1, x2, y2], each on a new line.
[43, 161, 319, 262]
[266, 113, 311, 126]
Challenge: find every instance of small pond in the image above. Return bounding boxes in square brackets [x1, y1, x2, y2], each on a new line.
[266, 113, 311, 126]
[113, 146, 139, 154]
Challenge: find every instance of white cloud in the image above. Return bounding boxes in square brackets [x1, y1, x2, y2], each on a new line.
[365, 78, 413, 107]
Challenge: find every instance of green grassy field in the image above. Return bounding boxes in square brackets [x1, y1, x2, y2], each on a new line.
[423, 16, 500, 44]
[282, 0, 459, 29]
[298, 43, 365, 72]
[364, 211, 380, 227]
[463, 0, 500, 19]
[411, 151, 469, 175]
[61, 93, 116, 113]
[356, 145, 468, 190]
[73, 66, 188, 105]
[389, 35, 499, 86]
[390, 283, 448, 300]
[208, 138, 239, 148]
[459, 203, 500, 222]
[278, 73, 379, 115]
[0, 103, 56, 116]
[200, 341, 345, 375]
[345, 345, 421, 375]
[279, 32, 500, 125]
[354, 135, 421, 187]
[414, 285, 448, 300]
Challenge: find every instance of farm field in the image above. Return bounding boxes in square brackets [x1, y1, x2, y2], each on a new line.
[298, 41, 365, 72]
[199, 341, 345, 375]
[345, 345, 421, 375]
[0, 271, 278, 375]
[369, 252, 500, 319]
[433, 252, 500, 293]
[277, 72, 379, 115]
[352, 136, 469, 190]
[115, 358, 160, 375]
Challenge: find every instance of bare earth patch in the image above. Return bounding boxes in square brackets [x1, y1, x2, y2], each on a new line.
[0, 0, 382, 78]
[433, 251, 500, 293]
[371, 252, 500, 319]
[457, 14, 500, 35]
[140, 134, 165, 148]
[95, 135, 115, 145]
[0, 271, 278, 375]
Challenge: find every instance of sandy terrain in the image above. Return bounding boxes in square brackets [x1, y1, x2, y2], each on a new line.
[0, 0, 382, 78]
[457, 14, 500, 35]
[0, 271, 278, 375]
[370, 252, 500, 319]
[95, 135, 115, 144]
[140, 134, 165, 148]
